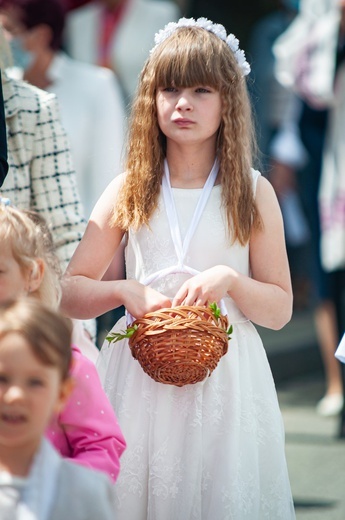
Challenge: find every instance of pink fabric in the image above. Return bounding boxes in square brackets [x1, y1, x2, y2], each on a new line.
[46, 346, 126, 482]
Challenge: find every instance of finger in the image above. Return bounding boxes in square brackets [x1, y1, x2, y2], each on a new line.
[172, 288, 188, 307]
[183, 290, 199, 307]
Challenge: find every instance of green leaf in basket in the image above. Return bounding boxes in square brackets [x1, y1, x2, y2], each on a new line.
[106, 324, 138, 344]
[209, 301, 221, 319]
[209, 302, 232, 340]
[226, 324, 233, 340]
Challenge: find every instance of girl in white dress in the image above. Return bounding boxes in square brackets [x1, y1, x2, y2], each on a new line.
[61, 17, 296, 519]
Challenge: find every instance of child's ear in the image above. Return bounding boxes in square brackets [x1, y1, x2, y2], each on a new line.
[27, 258, 45, 293]
[54, 377, 75, 415]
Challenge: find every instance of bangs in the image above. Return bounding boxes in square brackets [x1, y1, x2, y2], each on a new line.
[153, 27, 232, 89]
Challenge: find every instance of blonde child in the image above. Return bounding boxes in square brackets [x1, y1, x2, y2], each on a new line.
[0, 298, 116, 519]
[0, 202, 126, 481]
[62, 17, 295, 518]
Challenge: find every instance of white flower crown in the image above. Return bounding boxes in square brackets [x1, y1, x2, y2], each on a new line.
[151, 17, 251, 77]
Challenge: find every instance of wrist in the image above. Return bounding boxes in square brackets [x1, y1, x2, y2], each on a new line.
[108, 279, 127, 308]
[224, 265, 238, 296]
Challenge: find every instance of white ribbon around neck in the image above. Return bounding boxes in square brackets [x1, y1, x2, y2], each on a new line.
[127, 158, 227, 324]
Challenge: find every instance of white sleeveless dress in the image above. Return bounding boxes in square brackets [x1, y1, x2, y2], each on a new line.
[97, 167, 295, 520]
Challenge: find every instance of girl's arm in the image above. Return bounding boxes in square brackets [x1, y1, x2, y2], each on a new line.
[47, 347, 126, 482]
[172, 176, 293, 330]
[61, 175, 171, 320]
[230, 175, 292, 329]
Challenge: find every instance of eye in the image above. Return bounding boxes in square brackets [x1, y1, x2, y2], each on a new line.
[28, 378, 45, 388]
[195, 87, 211, 93]
[0, 374, 9, 384]
[162, 87, 177, 93]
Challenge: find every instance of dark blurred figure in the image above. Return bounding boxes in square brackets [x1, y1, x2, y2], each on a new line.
[248, 0, 300, 175]
[273, 0, 345, 427]
[248, 0, 312, 317]
[0, 70, 8, 187]
[62, 0, 91, 10]
[188, 0, 274, 48]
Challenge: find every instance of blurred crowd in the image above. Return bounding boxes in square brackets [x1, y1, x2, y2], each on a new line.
[249, 0, 345, 432]
[0, 0, 345, 515]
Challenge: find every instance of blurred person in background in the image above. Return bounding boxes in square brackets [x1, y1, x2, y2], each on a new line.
[0, 0, 126, 219]
[318, 0, 345, 434]
[64, 0, 180, 105]
[248, 0, 300, 177]
[0, 70, 8, 187]
[0, 24, 86, 271]
[272, 0, 345, 430]
[248, 0, 311, 310]
[0, 25, 99, 343]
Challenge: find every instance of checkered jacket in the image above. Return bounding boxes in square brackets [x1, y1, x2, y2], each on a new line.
[1, 73, 86, 270]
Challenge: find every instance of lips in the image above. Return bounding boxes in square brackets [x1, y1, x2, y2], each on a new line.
[1, 412, 27, 424]
[173, 118, 194, 126]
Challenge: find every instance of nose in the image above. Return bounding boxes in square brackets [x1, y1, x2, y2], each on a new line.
[4, 385, 25, 402]
[175, 91, 192, 111]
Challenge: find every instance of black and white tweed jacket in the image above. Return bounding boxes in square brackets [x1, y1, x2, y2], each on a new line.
[1, 73, 87, 270]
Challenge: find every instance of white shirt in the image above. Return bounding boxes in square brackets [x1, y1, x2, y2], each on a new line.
[65, 0, 180, 102]
[46, 52, 126, 217]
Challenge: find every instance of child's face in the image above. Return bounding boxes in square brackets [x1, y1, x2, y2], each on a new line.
[0, 332, 70, 451]
[0, 242, 30, 303]
[156, 86, 222, 148]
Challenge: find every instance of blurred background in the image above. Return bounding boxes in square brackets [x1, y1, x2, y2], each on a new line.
[1, 1, 345, 517]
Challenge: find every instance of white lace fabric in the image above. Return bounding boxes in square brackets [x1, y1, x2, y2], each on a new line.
[97, 168, 295, 519]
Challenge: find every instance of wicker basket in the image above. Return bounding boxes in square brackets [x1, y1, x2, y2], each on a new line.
[127, 305, 230, 386]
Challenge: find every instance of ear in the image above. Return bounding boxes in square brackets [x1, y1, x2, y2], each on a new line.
[54, 377, 75, 415]
[27, 258, 45, 293]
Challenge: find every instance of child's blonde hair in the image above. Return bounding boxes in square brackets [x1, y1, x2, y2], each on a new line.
[113, 25, 260, 244]
[0, 298, 72, 381]
[0, 205, 61, 307]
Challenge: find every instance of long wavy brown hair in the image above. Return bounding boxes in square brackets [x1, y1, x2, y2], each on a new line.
[113, 26, 261, 244]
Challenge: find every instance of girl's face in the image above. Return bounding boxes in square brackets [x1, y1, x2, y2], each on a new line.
[156, 86, 222, 149]
[0, 242, 30, 303]
[0, 332, 70, 454]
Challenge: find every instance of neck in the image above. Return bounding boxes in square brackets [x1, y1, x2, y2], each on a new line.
[23, 50, 55, 90]
[0, 441, 39, 477]
[165, 143, 218, 188]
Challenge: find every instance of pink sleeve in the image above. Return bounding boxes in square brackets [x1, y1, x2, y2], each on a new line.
[58, 346, 126, 482]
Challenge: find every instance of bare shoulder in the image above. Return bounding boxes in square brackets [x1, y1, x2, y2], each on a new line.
[256, 175, 278, 201]
[90, 172, 127, 220]
[249, 175, 285, 245]
[255, 175, 282, 223]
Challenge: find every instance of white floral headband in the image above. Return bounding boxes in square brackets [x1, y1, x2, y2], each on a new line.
[151, 17, 251, 77]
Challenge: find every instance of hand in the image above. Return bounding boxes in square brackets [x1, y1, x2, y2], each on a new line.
[171, 266, 234, 308]
[121, 279, 171, 318]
